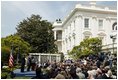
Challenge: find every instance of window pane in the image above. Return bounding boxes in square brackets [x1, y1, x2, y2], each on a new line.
[84, 19, 89, 28]
[99, 20, 103, 29]
[112, 22, 117, 30]
[115, 26, 117, 30]
[84, 35, 89, 39]
[99, 36, 104, 44]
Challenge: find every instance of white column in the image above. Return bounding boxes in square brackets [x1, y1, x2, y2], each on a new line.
[71, 37, 73, 50]
[74, 20, 75, 31]
[64, 40, 67, 54]
[56, 55, 60, 62]
[71, 22, 73, 33]
[74, 17, 77, 45]
[70, 24, 71, 35]
[67, 39, 69, 50]
[75, 15, 83, 45]
[54, 30, 57, 40]
[91, 17, 97, 37]
[69, 39, 71, 50]
[49, 55, 51, 62]
[72, 37, 74, 48]
[67, 26, 69, 36]
[39, 54, 41, 64]
[69, 37, 72, 50]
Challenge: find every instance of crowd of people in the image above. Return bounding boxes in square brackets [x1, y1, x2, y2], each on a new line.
[21, 52, 117, 79]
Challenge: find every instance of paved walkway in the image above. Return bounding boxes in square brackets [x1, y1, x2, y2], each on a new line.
[13, 69, 36, 77]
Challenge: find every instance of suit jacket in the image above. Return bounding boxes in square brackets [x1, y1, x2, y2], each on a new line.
[102, 74, 112, 79]
[21, 57, 25, 65]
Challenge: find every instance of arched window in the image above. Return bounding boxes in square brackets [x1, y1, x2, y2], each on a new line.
[112, 22, 117, 30]
[83, 31, 92, 39]
[97, 32, 106, 44]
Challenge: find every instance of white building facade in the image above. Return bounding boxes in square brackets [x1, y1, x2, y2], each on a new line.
[53, 2, 117, 59]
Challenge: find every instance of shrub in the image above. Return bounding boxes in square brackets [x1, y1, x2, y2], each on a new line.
[1, 72, 8, 79]
[69, 37, 102, 59]
[2, 68, 11, 73]
[1, 46, 10, 64]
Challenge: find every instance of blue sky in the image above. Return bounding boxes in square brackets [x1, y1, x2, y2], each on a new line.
[1, 1, 117, 37]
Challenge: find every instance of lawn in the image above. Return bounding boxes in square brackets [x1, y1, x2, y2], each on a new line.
[14, 76, 32, 79]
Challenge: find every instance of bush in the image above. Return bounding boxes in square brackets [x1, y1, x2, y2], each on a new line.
[1, 46, 10, 64]
[69, 37, 102, 59]
[1, 72, 8, 79]
[1, 68, 16, 79]
[15, 65, 21, 69]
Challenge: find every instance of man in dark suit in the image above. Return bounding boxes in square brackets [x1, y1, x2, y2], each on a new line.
[21, 55, 26, 72]
[27, 55, 31, 71]
[96, 60, 101, 68]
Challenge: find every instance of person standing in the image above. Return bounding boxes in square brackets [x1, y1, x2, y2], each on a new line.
[27, 54, 31, 71]
[108, 54, 113, 68]
[21, 55, 26, 72]
[31, 56, 36, 71]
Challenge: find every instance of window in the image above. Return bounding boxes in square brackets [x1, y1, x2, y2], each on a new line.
[84, 18, 89, 28]
[84, 35, 90, 39]
[98, 32, 106, 45]
[83, 31, 92, 39]
[99, 36, 103, 40]
[99, 36, 104, 44]
[112, 22, 117, 30]
[73, 20, 75, 31]
[98, 20, 103, 29]
[70, 24, 71, 33]
[74, 37, 76, 46]
[56, 30, 62, 39]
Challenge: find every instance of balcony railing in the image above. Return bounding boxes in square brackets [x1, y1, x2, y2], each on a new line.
[102, 43, 117, 50]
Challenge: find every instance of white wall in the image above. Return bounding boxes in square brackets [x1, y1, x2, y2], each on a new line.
[62, 10, 117, 55]
[53, 5, 117, 58]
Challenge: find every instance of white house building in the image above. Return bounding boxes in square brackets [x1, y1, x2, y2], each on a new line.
[52, 2, 117, 59]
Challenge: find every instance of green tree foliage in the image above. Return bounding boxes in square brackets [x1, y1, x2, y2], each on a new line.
[69, 37, 102, 59]
[16, 14, 58, 53]
[1, 35, 31, 64]
[1, 46, 10, 64]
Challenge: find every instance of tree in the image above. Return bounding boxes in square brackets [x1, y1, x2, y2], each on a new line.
[1, 35, 31, 64]
[69, 37, 102, 59]
[1, 46, 10, 64]
[16, 14, 58, 53]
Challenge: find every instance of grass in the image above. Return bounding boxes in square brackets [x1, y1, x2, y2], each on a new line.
[14, 76, 32, 79]
[6, 76, 32, 79]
